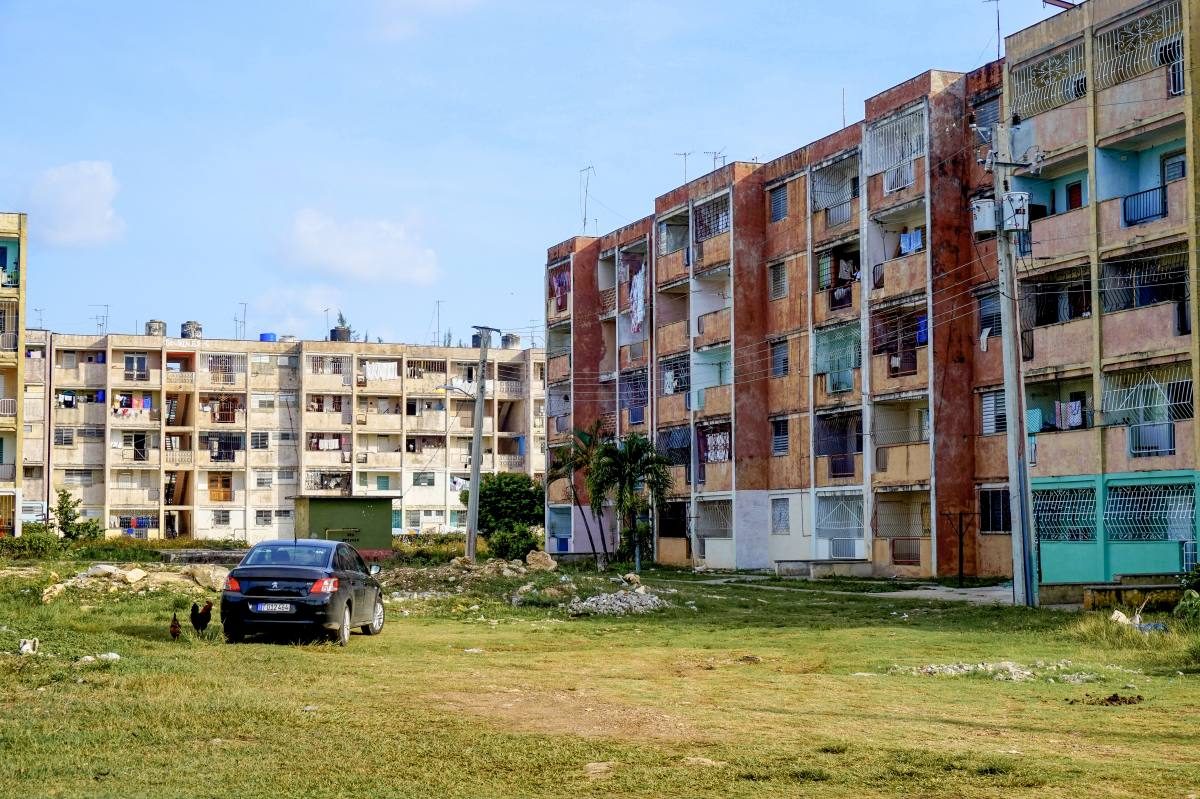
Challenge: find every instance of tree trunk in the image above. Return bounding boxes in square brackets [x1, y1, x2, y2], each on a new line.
[568, 481, 602, 571]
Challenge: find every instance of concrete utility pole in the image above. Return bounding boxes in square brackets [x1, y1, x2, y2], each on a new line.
[465, 325, 501, 562]
[981, 122, 1038, 607]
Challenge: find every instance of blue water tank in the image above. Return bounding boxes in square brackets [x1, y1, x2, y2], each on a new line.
[259, 333, 278, 342]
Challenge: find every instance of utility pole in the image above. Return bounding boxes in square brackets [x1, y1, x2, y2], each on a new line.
[465, 325, 501, 562]
[977, 122, 1038, 606]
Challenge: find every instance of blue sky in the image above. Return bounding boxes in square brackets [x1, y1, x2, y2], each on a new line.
[0, 0, 1062, 346]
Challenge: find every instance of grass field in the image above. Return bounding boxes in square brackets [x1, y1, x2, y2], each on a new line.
[1, 561, 1198, 799]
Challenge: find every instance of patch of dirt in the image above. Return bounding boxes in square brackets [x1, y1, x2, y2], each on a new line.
[0, 567, 49, 580]
[1068, 693, 1144, 706]
[583, 761, 615, 779]
[429, 686, 695, 742]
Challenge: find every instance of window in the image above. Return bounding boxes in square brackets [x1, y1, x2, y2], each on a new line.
[53, 427, 74, 446]
[981, 390, 1007, 435]
[251, 432, 270, 450]
[252, 393, 275, 409]
[771, 498, 790, 534]
[274, 509, 292, 520]
[413, 471, 435, 487]
[972, 97, 1000, 143]
[694, 195, 730, 241]
[78, 426, 103, 440]
[1163, 151, 1186, 183]
[1065, 181, 1083, 211]
[406, 510, 421, 529]
[1011, 41, 1085, 118]
[770, 340, 789, 378]
[814, 324, 861, 393]
[277, 469, 296, 482]
[255, 471, 273, 489]
[212, 510, 230, 527]
[1100, 246, 1188, 313]
[449, 509, 466, 528]
[979, 489, 1012, 533]
[64, 469, 93, 486]
[768, 184, 788, 222]
[391, 509, 403, 530]
[255, 510, 272, 526]
[768, 262, 787, 300]
[376, 475, 390, 491]
[978, 292, 1001, 337]
[771, 418, 789, 456]
[275, 431, 296, 443]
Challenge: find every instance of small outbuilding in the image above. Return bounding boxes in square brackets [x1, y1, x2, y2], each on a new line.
[292, 496, 392, 558]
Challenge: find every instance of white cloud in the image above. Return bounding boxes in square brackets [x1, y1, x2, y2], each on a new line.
[251, 283, 346, 339]
[28, 161, 125, 247]
[373, 0, 481, 39]
[286, 208, 438, 285]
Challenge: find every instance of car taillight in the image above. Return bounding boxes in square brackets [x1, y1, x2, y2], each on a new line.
[224, 576, 241, 592]
[309, 577, 338, 594]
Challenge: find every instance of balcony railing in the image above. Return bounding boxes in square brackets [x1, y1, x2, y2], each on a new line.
[165, 450, 194, 465]
[165, 370, 195, 384]
[1123, 186, 1167, 226]
[890, 537, 922, 565]
[829, 453, 856, 478]
[826, 201, 852, 228]
[827, 285, 853, 311]
[0, 398, 14, 417]
[1128, 421, 1176, 457]
[0, 332, 15, 352]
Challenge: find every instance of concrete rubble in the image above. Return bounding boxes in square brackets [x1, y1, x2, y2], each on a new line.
[40, 563, 220, 604]
[525, 551, 557, 572]
[889, 659, 1097, 683]
[568, 590, 667, 616]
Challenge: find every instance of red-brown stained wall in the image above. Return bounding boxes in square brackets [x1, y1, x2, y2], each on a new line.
[731, 166, 769, 491]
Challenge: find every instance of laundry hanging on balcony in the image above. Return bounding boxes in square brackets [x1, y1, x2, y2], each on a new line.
[363, 361, 398, 381]
[628, 258, 646, 333]
[549, 269, 570, 311]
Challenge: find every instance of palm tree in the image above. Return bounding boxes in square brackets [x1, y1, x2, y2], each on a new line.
[545, 420, 607, 569]
[587, 432, 673, 571]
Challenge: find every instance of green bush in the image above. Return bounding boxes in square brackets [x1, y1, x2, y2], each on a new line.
[69, 539, 164, 561]
[0, 532, 63, 559]
[389, 533, 486, 565]
[459, 473, 544, 538]
[486, 526, 541, 561]
[1174, 589, 1200, 628]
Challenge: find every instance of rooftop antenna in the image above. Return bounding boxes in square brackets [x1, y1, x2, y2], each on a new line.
[704, 148, 727, 172]
[435, 299, 445, 346]
[89, 304, 109, 335]
[842, 88, 846, 128]
[674, 151, 692, 183]
[983, 0, 1000, 60]
[579, 166, 595, 233]
[234, 301, 247, 339]
[33, 308, 44, 329]
[322, 307, 330, 338]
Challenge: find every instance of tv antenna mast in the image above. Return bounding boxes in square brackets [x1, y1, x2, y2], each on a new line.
[674, 151, 693, 183]
[704, 148, 727, 172]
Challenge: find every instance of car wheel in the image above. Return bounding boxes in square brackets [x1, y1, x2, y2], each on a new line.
[332, 604, 351, 647]
[223, 623, 243, 644]
[362, 594, 385, 635]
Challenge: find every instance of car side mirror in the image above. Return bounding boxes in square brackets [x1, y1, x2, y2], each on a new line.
[369, 564, 381, 576]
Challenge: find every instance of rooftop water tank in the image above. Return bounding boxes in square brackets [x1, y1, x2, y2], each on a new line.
[501, 333, 520, 349]
[181, 321, 203, 339]
[259, 333, 278, 342]
[329, 326, 352, 342]
[145, 320, 167, 337]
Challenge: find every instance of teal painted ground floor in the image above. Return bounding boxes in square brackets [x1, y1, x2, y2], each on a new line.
[1034, 469, 1199, 584]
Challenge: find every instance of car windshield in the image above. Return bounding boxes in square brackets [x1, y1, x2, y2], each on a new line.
[242, 544, 330, 568]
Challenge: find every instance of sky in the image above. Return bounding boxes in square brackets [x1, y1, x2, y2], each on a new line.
[0, 0, 1065, 347]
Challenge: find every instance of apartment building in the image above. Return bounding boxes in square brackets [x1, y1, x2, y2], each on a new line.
[0, 214, 26, 537]
[547, 0, 1200, 587]
[1004, 0, 1199, 583]
[27, 326, 545, 543]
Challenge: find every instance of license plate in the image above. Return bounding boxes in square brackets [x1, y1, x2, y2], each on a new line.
[253, 602, 294, 613]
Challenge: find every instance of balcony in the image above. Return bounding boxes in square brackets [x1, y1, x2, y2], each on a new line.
[53, 443, 105, 467]
[815, 369, 860, 408]
[657, 393, 687, 426]
[357, 412, 405, 432]
[1028, 428, 1099, 479]
[199, 371, 246, 390]
[203, 488, 237, 504]
[697, 460, 731, 492]
[199, 451, 246, 468]
[695, 384, 731, 419]
[694, 308, 731, 349]
[109, 488, 161, 506]
[1100, 179, 1185, 249]
[1096, 63, 1184, 141]
[111, 407, 162, 427]
[54, 363, 106, 386]
[656, 320, 689, 356]
[23, 439, 44, 465]
[494, 380, 526, 399]
[1026, 318, 1092, 373]
[356, 364, 404, 391]
[359, 450, 404, 468]
[1102, 302, 1187, 361]
[873, 442, 930, 486]
[548, 353, 571, 384]
[656, 248, 688, 286]
[693, 231, 730, 271]
[814, 283, 860, 326]
[305, 449, 353, 467]
[547, 293, 572, 325]
[200, 408, 246, 427]
[164, 370, 195, 386]
[1030, 207, 1089, 263]
[871, 348, 928, 396]
[811, 200, 859, 245]
[305, 372, 353, 392]
[113, 448, 161, 466]
[304, 410, 353, 429]
[0, 398, 15, 422]
[815, 453, 861, 487]
[867, 157, 925, 211]
[164, 450, 194, 467]
[25, 358, 46, 384]
[619, 341, 648, 371]
[869, 251, 926, 302]
[1104, 419, 1194, 474]
[111, 366, 161, 386]
[496, 454, 525, 471]
[0, 333, 17, 358]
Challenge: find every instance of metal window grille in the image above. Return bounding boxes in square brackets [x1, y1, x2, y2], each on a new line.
[815, 494, 864, 540]
[981, 390, 1007, 435]
[771, 497, 790, 534]
[694, 196, 730, 242]
[771, 418, 789, 455]
[890, 537, 922, 565]
[255, 510, 272, 526]
[1169, 57, 1185, 95]
[978, 292, 1002, 337]
[1128, 421, 1176, 457]
[1163, 152, 1186, 182]
[770, 340, 789, 377]
[768, 262, 787, 299]
[816, 253, 833, 290]
[865, 110, 925, 176]
[1011, 41, 1086, 118]
[973, 97, 1000, 143]
[769, 185, 788, 222]
[826, 202, 852, 227]
[979, 488, 1012, 533]
[212, 510, 230, 527]
[1101, 363, 1193, 424]
[658, 355, 690, 396]
[696, 499, 733, 539]
[1095, 1, 1182, 90]
[656, 426, 692, 466]
[874, 499, 931, 539]
[883, 160, 915, 193]
[1104, 484, 1194, 541]
[53, 427, 75, 446]
[814, 413, 862, 457]
[814, 324, 861, 375]
[1033, 488, 1097, 541]
[1100, 246, 1187, 312]
[812, 156, 859, 211]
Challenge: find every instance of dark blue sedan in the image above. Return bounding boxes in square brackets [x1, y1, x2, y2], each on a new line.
[220, 539, 385, 646]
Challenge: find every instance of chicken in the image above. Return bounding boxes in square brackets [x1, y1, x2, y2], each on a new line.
[190, 601, 213, 635]
[170, 612, 182, 641]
